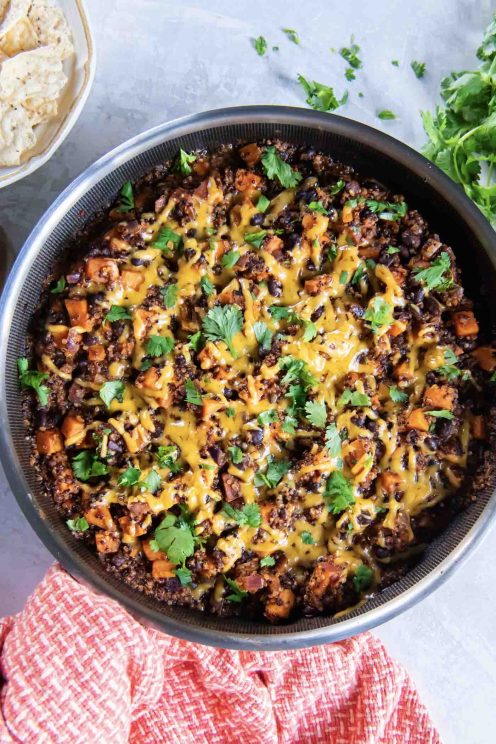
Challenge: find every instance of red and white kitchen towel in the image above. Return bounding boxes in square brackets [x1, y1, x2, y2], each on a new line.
[0, 564, 440, 743]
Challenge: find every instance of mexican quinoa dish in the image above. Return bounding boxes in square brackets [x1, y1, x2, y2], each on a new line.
[20, 140, 496, 623]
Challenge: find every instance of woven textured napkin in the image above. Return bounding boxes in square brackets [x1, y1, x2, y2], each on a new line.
[0, 565, 440, 743]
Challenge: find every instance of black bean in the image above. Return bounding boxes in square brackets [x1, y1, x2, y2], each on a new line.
[424, 436, 438, 450]
[224, 388, 238, 400]
[399, 244, 410, 260]
[186, 228, 197, 237]
[296, 188, 318, 203]
[286, 233, 301, 250]
[250, 213, 265, 226]
[250, 429, 264, 445]
[400, 229, 421, 251]
[311, 306, 325, 321]
[268, 278, 282, 297]
[131, 257, 148, 266]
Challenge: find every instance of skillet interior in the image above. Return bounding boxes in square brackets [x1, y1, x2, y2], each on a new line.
[2, 106, 496, 649]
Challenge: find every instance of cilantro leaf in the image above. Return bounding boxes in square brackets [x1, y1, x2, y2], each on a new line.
[411, 60, 426, 79]
[353, 563, 373, 592]
[340, 37, 362, 69]
[413, 252, 452, 291]
[363, 199, 407, 220]
[225, 407, 236, 418]
[245, 229, 267, 248]
[224, 576, 247, 602]
[279, 356, 318, 388]
[118, 467, 141, 487]
[283, 28, 299, 44]
[438, 348, 461, 379]
[325, 424, 342, 457]
[99, 380, 125, 408]
[151, 226, 182, 252]
[221, 250, 240, 269]
[185, 379, 203, 406]
[261, 146, 302, 188]
[146, 335, 174, 357]
[304, 400, 327, 427]
[428, 409, 455, 419]
[17, 357, 49, 405]
[254, 457, 291, 488]
[105, 305, 131, 322]
[364, 297, 393, 333]
[386, 245, 400, 254]
[302, 320, 317, 341]
[66, 517, 89, 532]
[345, 68, 356, 81]
[50, 276, 66, 294]
[253, 321, 273, 351]
[269, 305, 300, 323]
[330, 179, 345, 195]
[258, 409, 278, 426]
[72, 450, 109, 481]
[324, 471, 355, 514]
[389, 386, 408, 403]
[155, 445, 181, 473]
[256, 194, 270, 213]
[176, 149, 197, 175]
[308, 200, 328, 214]
[228, 445, 243, 464]
[175, 566, 192, 586]
[154, 513, 196, 564]
[260, 555, 275, 567]
[200, 276, 215, 296]
[223, 502, 261, 528]
[377, 109, 396, 120]
[338, 389, 371, 407]
[188, 331, 202, 351]
[253, 36, 267, 56]
[161, 283, 178, 309]
[202, 304, 244, 358]
[297, 74, 348, 113]
[141, 469, 162, 494]
[300, 531, 315, 545]
[117, 181, 134, 212]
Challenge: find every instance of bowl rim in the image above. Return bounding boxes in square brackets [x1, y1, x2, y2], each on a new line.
[0, 0, 96, 189]
[1, 104, 496, 650]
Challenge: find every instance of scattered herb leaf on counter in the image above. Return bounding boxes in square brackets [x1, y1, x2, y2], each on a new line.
[297, 74, 348, 113]
[339, 36, 362, 69]
[377, 109, 396, 120]
[391, 59, 400, 67]
[253, 36, 267, 56]
[422, 14, 496, 225]
[411, 60, 426, 78]
[283, 28, 299, 44]
[345, 68, 356, 81]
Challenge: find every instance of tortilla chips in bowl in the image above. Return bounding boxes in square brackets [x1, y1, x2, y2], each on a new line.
[0, 0, 94, 188]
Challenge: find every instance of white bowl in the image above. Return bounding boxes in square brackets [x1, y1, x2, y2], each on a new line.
[0, 0, 95, 189]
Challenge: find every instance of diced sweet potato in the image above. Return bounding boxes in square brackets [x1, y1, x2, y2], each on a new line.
[358, 245, 382, 259]
[234, 168, 263, 193]
[95, 530, 120, 554]
[135, 366, 161, 390]
[64, 298, 90, 329]
[378, 471, 401, 494]
[239, 142, 262, 167]
[453, 310, 479, 338]
[120, 269, 144, 290]
[472, 346, 496, 372]
[265, 587, 295, 621]
[152, 559, 176, 579]
[388, 321, 406, 337]
[344, 438, 371, 467]
[61, 414, 85, 439]
[85, 258, 119, 284]
[304, 274, 333, 295]
[88, 344, 106, 362]
[263, 235, 283, 254]
[406, 409, 430, 432]
[423, 385, 456, 411]
[36, 428, 63, 455]
[201, 396, 223, 421]
[471, 415, 487, 440]
[85, 505, 115, 530]
[118, 516, 146, 537]
[143, 539, 166, 561]
[390, 266, 407, 286]
[394, 361, 414, 381]
[341, 205, 354, 223]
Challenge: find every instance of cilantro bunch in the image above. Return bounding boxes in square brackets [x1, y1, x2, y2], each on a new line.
[422, 15, 496, 225]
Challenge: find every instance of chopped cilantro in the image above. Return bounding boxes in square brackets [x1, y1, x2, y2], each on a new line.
[391, 59, 400, 67]
[353, 563, 374, 592]
[261, 146, 302, 188]
[300, 531, 315, 545]
[145, 335, 174, 357]
[118, 467, 141, 487]
[175, 567, 192, 586]
[151, 226, 182, 252]
[258, 409, 278, 426]
[17, 357, 49, 405]
[338, 389, 371, 407]
[188, 331, 202, 351]
[304, 400, 327, 427]
[185, 379, 203, 406]
[176, 149, 197, 175]
[377, 109, 397, 120]
[308, 200, 328, 214]
[260, 555, 276, 567]
[228, 445, 243, 464]
[99, 380, 125, 408]
[283, 28, 299, 44]
[72, 450, 109, 481]
[438, 348, 461, 379]
[200, 276, 215, 297]
[297, 74, 348, 112]
[253, 321, 273, 351]
[389, 386, 408, 403]
[364, 297, 393, 333]
[117, 181, 134, 212]
[202, 304, 244, 358]
[153, 513, 196, 564]
[161, 283, 178, 308]
[254, 457, 291, 488]
[345, 68, 356, 81]
[253, 35, 267, 56]
[302, 320, 317, 341]
[279, 356, 318, 388]
[428, 409, 455, 420]
[224, 576, 248, 603]
[141, 469, 162, 494]
[105, 305, 131, 322]
[223, 502, 261, 528]
[386, 245, 400, 254]
[340, 36, 362, 69]
[330, 179, 345, 195]
[225, 407, 236, 418]
[325, 424, 342, 457]
[155, 445, 181, 473]
[221, 250, 240, 269]
[66, 517, 89, 532]
[324, 471, 355, 514]
[413, 252, 452, 291]
[50, 276, 66, 294]
[256, 194, 270, 213]
[411, 60, 426, 79]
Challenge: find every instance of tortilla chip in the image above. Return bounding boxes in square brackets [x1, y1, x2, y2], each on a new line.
[23, 95, 58, 125]
[0, 45, 67, 103]
[0, 16, 38, 56]
[28, 0, 73, 61]
[0, 99, 35, 165]
[0, 0, 30, 40]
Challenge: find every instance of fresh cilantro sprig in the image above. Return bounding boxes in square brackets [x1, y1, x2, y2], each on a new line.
[72, 450, 109, 481]
[223, 502, 261, 528]
[253, 321, 273, 351]
[224, 576, 248, 603]
[185, 379, 203, 406]
[202, 305, 244, 358]
[17, 358, 49, 405]
[105, 305, 131, 322]
[254, 457, 291, 488]
[66, 516, 89, 532]
[117, 181, 134, 212]
[99, 380, 125, 408]
[153, 512, 196, 564]
[338, 389, 371, 407]
[155, 445, 181, 473]
[304, 400, 327, 427]
[261, 146, 302, 188]
[151, 226, 182, 252]
[176, 149, 197, 175]
[413, 252, 452, 291]
[324, 471, 355, 514]
[353, 563, 373, 592]
[146, 335, 174, 357]
[364, 297, 393, 333]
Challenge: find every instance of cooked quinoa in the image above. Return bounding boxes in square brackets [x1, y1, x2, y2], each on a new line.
[21, 139, 496, 623]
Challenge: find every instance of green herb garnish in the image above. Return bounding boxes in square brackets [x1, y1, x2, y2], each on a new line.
[300, 531, 315, 545]
[353, 563, 373, 592]
[297, 74, 348, 113]
[261, 146, 302, 188]
[17, 357, 49, 405]
[223, 502, 261, 528]
[50, 276, 66, 294]
[118, 467, 141, 487]
[202, 304, 244, 358]
[99, 380, 125, 408]
[304, 400, 327, 427]
[66, 517, 89, 532]
[176, 149, 197, 175]
[364, 297, 393, 333]
[151, 226, 182, 252]
[72, 450, 109, 481]
[145, 335, 174, 357]
[117, 181, 134, 212]
[185, 379, 203, 406]
[221, 250, 240, 269]
[389, 386, 408, 403]
[254, 457, 291, 488]
[161, 284, 178, 309]
[105, 305, 131, 322]
[413, 252, 452, 291]
[324, 471, 355, 513]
